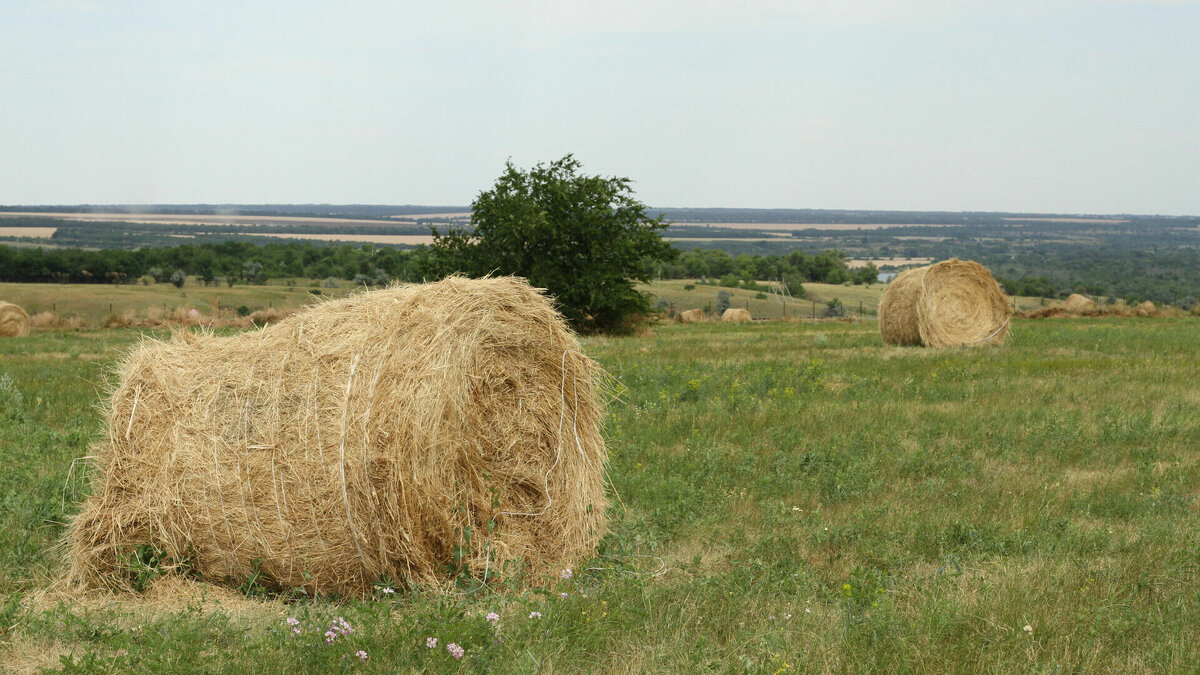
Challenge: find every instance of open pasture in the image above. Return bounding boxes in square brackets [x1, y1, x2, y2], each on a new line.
[1, 318, 1199, 671]
[642, 279, 1047, 319]
[0, 280, 356, 327]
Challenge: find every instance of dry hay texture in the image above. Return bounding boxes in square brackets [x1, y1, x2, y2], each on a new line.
[1135, 300, 1156, 317]
[66, 277, 609, 597]
[0, 301, 30, 337]
[679, 308, 707, 323]
[878, 259, 1011, 348]
[721, 308, 752, 322]
[1061, 293, 1099, 315]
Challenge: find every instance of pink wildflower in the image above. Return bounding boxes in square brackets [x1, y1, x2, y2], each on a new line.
[529, 611, 542, 619]
[356, 650, 368, 661]
[426, 637, 438, 649]
[560, 568, 573, 580]
[447, 642, 465, 659]
[485, 611, 500, 623]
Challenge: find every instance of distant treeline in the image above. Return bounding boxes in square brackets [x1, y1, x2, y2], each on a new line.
[0, 241, 870, 293]
[649, 249, 876, 292]
[0, 241, 439, 286]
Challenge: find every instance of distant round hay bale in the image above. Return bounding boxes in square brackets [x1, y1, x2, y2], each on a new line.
[679, 308, 707, 323]
[721, 308, 752, 322]
[1061, 293, 1099, 315]
[878, 259, 1011, 348]
[0, 302, 30, 337]
[66, 277, 608, 597]
[1135, 300, 1156, 317]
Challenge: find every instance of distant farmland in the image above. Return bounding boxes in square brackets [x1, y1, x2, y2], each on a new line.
[0, 211, 468, 229]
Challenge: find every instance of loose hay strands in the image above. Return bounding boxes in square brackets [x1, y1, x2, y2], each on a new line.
[721, 308, 752, 322]
[65, 276, 609, 597]
[878, 259, 1011, 348]
[0, 301, 30, 337]
[678, 308, 707, 323]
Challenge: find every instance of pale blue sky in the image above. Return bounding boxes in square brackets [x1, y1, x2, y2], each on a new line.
[1, 1, 1197, 214]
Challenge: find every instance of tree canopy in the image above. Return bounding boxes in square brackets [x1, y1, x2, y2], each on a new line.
[430, 155, 676, 333]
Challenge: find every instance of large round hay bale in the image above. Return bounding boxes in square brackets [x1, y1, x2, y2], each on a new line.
[66, 277, 608, 597]
[1135, 300, 1156, 317]
[1061, 293, 1099, 315]
[0, 301, 30, 337]
[679, 308, 706, 323]
[721, 308, 752, 322]
[878, 259, 1011, 348]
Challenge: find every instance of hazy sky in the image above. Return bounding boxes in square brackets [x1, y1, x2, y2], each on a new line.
[2, 1, 1198, 214]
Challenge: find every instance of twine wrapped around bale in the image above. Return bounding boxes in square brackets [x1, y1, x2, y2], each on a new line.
[66, 277, 609, 597]
[0, 301, 30, 337]
[679, 308, 707, 323]
[878, 259, 1011, 348]
[721, 308, 752, 322]
[1061, 293, 1099, 316]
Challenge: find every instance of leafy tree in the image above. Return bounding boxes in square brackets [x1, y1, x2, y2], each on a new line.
[170, 269, 186, 288]
[431, 155, 676, 333]
[782, 271, 807, 299]
[853, 262, 879, 285]
[242, 260, 264, 283]
[715, 290, 732, 315]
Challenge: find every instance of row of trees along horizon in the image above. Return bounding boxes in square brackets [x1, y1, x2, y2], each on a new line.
[2, 155, 1193, 331]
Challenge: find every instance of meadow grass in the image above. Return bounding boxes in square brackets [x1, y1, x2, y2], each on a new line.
[0, 279, 356, 326]
[641, 279, 1046, 320]
[1, 317, 1198, 672]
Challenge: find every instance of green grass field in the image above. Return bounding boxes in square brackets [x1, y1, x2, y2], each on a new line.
[0, 279, 357, 326]
[2, 317, 1199, 672]
[641, 280, 1047, 320]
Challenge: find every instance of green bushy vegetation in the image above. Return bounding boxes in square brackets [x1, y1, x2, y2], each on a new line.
[2, 317, 1199, 671]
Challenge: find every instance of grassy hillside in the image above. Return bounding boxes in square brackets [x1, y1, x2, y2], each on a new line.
[642, 279, 1047, 319]
[0, 279, 357, 325]
[2, 317, 1198, 671]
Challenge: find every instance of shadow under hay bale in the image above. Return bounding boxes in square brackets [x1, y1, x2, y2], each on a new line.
[878, 259, 1011, 348]
[678, 308, 706, 323]
[0, 301, 30, 337]
[721, 308, 751, 322]
[66, 277, 609, 597]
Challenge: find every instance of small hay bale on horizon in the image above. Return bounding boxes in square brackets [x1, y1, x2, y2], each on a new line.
[721, 308, 752, 322]
[65, 276, 609, 597]
[1135, 300, 1156, 317]
[878, 259, 1011, 348]
[0, 301, 30, 337]
[679, 308, 707, 323]
[1061, 293, 1099, 316]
